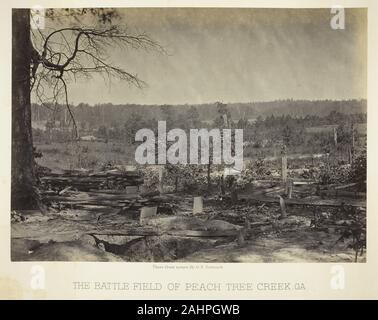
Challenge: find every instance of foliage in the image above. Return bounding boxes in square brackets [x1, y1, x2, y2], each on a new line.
[349, 151, 367, 191]
[138, 164, 212, 193]
[335, 206, 366, 262]
[239, 157, 272, 185]
[314, 149, 366, 187]
[317, 162, 351, 185]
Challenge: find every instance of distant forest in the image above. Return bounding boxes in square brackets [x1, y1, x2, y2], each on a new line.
[32, 99, 367, 128]
[32, 99, 367, 159]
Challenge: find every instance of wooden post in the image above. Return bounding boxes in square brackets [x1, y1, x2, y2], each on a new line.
[207, 161, 211, 190]
[279, 195, 287, 218]
[193, 196, 203, 215]
[220, 174, 225, 195]
[281, 155, 287, 183]
[334, 127, 338, 147]
[158, 166, 164, 194]
[287, 179, 293, 199]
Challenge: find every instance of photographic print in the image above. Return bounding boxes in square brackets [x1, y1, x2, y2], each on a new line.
[10, 7, 367, 264]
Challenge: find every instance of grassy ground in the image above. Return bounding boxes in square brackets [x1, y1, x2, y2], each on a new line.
[35, 141, 137, 172]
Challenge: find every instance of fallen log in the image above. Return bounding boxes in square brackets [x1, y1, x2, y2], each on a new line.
[334, 183, 358, 190]
[319, 190, 366, 198]
[43, 194, 140, 202]
[88, 222, 271, 238]
[239, 194, 366, 208]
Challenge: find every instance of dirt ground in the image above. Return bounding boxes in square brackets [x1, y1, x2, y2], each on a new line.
[11, 196, 365, 263]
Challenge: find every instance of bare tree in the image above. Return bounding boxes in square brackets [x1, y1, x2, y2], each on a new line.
[12, 8, 161, 209]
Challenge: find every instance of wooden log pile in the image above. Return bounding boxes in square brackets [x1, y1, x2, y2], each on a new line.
[40, 169, 144, 192]
[43, 191, 177, 218]
[39, 169, 178, 218]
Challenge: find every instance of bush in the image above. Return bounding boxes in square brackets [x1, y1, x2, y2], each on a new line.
[239, 157, 272, 185]
[350, 152, 366, 191]
[316, 150, 366, 188]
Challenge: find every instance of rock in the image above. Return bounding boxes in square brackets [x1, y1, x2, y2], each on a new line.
[23, 241, 123, 262]
[276, 215, 311, 227]
[97, 242, 106, 251]
[78, 234, 97, 247]
[205, 219, 242, 231]
[145, 216, 207, 231]
[11, 239, 41, 260]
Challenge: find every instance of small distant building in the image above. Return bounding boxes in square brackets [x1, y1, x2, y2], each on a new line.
[79, 135, 99, 142]
[201, 120, 214, 126]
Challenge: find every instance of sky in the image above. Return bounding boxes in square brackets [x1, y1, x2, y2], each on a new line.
[56, 8, 367, 105]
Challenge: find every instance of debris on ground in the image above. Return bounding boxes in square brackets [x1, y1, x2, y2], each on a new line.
[11, 169, 366, 263]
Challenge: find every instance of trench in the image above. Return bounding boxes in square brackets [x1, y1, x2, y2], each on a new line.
[89, 233, 225, 262]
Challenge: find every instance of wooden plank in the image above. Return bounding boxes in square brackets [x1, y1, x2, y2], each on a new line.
[281, 155, 287, 183]
[53, 200, 125, 208]
[44, 192, 141, 202]
[239, 194, 366, 208]
[88, 189, 132, 195]
[319, 190, 366, 198]
[293, 181, 316, 186]
[166, 230, 236, 237]
[88, 230, 237, 238]
[334, 183, 358, 190]
[89, 222, 271, 238]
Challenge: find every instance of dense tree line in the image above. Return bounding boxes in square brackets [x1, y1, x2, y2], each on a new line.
[31, 99, 366, 129]
[33, 99, 366, 162]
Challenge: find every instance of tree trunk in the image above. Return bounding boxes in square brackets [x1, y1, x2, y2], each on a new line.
[11, 9, 37, 210]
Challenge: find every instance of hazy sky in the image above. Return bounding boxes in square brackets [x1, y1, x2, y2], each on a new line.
[64, 8, 367, 105]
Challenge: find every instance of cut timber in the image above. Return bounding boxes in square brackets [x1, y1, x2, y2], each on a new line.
[334, 183, 358, 190]
[44, 193, 140, 202]
[40, 170, 143, 192]
[319, 190, 366, 198]
[58, 186, 72, 195]
[57, 200, 125, 208]
[239, 194, 366, 208]
[293, 181, 316, 185]
[88, 189, 130, 194]
[88, 222, 271, 238]
[167, 230, 236, 237]
[126, 186, 139, 194]
[89, 230, 236, 238]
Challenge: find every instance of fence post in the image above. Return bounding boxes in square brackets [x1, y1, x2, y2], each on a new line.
[282, 154, 287, 183]
[158, 165, 164, 194]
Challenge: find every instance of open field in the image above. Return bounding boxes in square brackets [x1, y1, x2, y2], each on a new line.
[35, 141, 137, 172]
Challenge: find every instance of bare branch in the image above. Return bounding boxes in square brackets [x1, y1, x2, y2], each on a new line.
[59, 76, 78, 138]
[31, 19, 163, 138]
